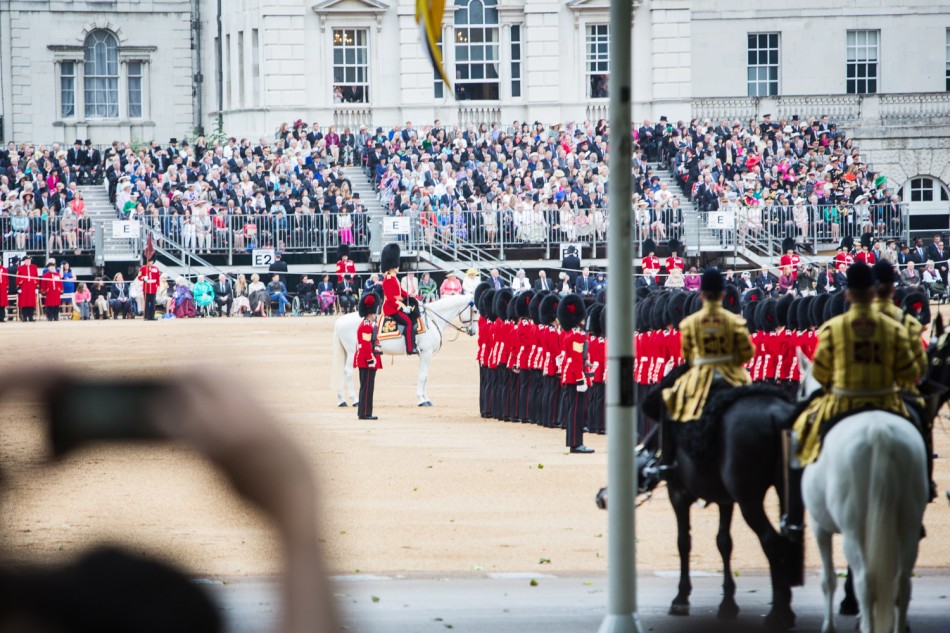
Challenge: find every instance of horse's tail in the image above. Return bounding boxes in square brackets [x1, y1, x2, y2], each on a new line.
[865, 420, 899, 633]
[332, 321, 346, 402]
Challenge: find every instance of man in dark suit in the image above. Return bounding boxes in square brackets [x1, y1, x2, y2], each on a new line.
[488, 268, 504, 290]
[268, 252, 289, 283]
[336, 274, 358, 313]
[534, 269, 554, 291]
[637, 274, 658, 290]
[573, 267, 594, 297]
[910, 238, 927, 264]
[83, 140, 102, 184]
[213, 274, 233, 316]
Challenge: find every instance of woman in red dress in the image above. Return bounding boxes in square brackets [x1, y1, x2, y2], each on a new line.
[380, 243, 416, 354]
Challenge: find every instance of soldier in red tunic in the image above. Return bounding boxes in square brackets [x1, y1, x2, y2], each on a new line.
[538, 294, 561, 428]
[779, 238, 801, 281]
[380, 243, 416, 354]
[641, 238, 660, 282]
[511, 290, 536, 423]
[490, 289, 514, 420]
[833, 238, 854, 269]
[664, 238, 685, 276]
[473, 282, 492, 418]
[854, 233, 876, 265]
[16, 254, 40, 322]
[0, 261, 9, 322]
[557, 293, 593, 453]
[336, 244, 357, 283]
[137, 254, 162, 321]
[585, 303, 606, 434]
[355, 292, 382, 420]
[39, 259, 64, 321]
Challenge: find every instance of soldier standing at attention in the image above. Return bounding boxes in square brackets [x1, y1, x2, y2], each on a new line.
[355, 292, 382, 420]
[138, 254, 162, 321]
[557, 293, 594, 454]
[660, 268, 755, 477]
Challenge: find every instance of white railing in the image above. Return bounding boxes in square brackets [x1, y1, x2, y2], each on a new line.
[586, 102, 609, 124]
[333, 105, 373, 131]
[457, 104, 502, 127]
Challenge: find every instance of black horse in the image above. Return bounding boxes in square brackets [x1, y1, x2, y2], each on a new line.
[631, 367, 800, 628]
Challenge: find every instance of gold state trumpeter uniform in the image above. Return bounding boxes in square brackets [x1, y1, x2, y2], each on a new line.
[792, 302, 922, 467]
[662, 297, 755, 423]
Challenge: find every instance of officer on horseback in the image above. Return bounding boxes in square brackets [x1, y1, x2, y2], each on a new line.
[784, 262, 924, 538]
[380, 242, 418, 355]
[657, 267, 755, 478]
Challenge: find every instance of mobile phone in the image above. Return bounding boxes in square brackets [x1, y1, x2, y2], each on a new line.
[48, 380, 168, 456]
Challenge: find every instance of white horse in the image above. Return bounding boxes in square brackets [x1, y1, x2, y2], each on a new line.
[797, 353, 929, 633]
[332, 293, 477, 407]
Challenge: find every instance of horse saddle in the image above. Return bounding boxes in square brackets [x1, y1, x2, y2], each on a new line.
[377, 313, 426, 340]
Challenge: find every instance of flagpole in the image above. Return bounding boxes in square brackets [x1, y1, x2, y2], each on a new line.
[598, 0, 642, 630]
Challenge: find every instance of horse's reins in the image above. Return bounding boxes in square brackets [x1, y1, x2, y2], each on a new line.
[424, 300, 476, 337]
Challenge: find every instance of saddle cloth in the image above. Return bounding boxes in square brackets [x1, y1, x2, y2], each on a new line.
[377, 314, 426, 340]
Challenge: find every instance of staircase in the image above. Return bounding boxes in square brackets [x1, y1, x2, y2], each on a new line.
[140, 222, 233, 280]
[80, 184, 139, 264]
[648, 164, 725, 256]
[343, 166, 387, 260]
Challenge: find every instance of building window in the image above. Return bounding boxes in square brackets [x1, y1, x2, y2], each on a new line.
[332, 28, 370, 103]
[747, 33, 779, 97]
[434, 38, 445, 99]
[61, 61, 76, 118]
[127, 61, 143, 118]
[454, 0, 500, 101]
[83, 30, 119, 118]
[510, 24, 522, 98]
[846, 30, 878, 94]
[586, 24, 609, 98]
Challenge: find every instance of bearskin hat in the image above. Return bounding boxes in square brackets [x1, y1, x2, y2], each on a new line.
[860, 232, 874, 250]
[872, 260, 897, 287]
[641, 238, 657, 258]
[846, 261, 874, 290]
[742, 287, 764, 305]
[637, 292, 657, 332]
[743, 301, 759, 334]
[667, 291, 690, 330]
[358, 292, 379, 318]
[701, 267, 725, 293]
[529, 291, 547, 325]
[839, 235, 855, 252]
[822, 292, 836, 324]
[902, 290, 931, 326]
[685, 291, 702, 317]
[810, 294, 831, 328]
[786, 298, 800, 331]
[557, 293, 588, 330]
[599, 304, 607, 338]
[515, 290, 535, 319]
[782, 237, 797, 253]
[595, 288, 606, 305]
[380, 242, 401, 273]
[493, 288, 514, 322]
[587, 303, 604, 338]
[636, 285, 654, 300]
[473, 281, 491, 309]
[668, 238, 682, 256]
[338, 243, 350, 260]
[651, 291, 672, 329]
[829, 290, 848, 319]
[776, 292, 795, 327]
[539, 294, 560, 325]
[893, 286, 909, 309]
[796, 296, 814, 330]
[506, 293, 520, 321]
[479, 289, 497, 321]
[756, 298, 779, 333]
[722, 284, 741, 314]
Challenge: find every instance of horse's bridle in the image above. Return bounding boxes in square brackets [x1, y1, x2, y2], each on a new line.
[422, 300, 477, 338]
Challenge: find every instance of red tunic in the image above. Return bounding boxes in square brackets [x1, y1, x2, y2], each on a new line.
[854, 251, 876, 265]
[0, 266, 8, 307]
[16, 264, 39, 308]
[336, 258, 357, 282]
[477, 315, 490, 365]
[560, 329, 587, 385]
[833, 252, 854, 269]
[542, 326, 561, 376]
[382, 274, 406, 316]
[780, 253, 801, 279]
[664, 256, 684, 273]
[40, 271, 63, 307]
[589, 335, 606, 384]
[138, 264, 162, 294]
[635, 332, 650, 385]
[354, 319, 383, 369]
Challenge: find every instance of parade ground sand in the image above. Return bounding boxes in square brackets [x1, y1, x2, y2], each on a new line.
[0, 315, 948, 579]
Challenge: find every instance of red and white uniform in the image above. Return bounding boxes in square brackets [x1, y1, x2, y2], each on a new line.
[0, 266, 8, 308]
[477, 315, 491, 366]
[664, 256, 685, 273]
[833, 252, 854, 269]
[137, 264, 161, 295]
[560, 328, 587, 386]
[336, 258, 357, 282]
[588, 334, 606, 386]
[16, 263, 39, 308]
[642, 255, 661, 281]
[40, 270, 63, 307]
[854, 250, 876, 265]
[382, 274, 407, 316]
[779, 252, 801, 279]
[354, 319, 383, 369]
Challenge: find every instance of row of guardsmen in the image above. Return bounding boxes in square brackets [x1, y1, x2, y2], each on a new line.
[471, 274, 932, 444]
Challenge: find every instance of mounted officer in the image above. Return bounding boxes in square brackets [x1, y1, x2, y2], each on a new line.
[657, 267, 755, 478]
[380, 242, 418, 354]
[784, 262, 925, 539]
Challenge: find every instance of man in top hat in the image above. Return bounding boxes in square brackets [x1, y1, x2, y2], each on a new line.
[779, 238, 801, 280]
[380, 243, 416, 354]
[16, 254, 39, 322]
[83, 140, 102, 184]
[137, 253, 162, 321]
[785, 261, 924, 540]
[39, 259, 63, 321]
[355, 292, 383, 420]
[664, 239, 684, 275]
[0, 257, 9, 322]
[557, 293, 594, 453]
[336, 244, 357, 283]
[659, 268, 754, 477]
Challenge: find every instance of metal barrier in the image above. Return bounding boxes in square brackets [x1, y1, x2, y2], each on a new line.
[0, 213, 96, 261]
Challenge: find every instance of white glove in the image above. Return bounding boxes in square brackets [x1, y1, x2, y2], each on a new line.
[576, 381, 588, 393]
[555, 353, 565, 369]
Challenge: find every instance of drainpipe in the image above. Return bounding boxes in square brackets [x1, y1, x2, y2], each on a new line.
[191, 0, 204, 135]
[215, 0, 223, 132]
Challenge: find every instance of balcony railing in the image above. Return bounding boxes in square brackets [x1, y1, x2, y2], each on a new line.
[333, 105, 373, 131]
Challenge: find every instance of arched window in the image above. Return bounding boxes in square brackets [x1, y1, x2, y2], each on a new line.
[898, 176, 950, 203]
[84, 30, 119, 118]
[454, 0, 499, 101]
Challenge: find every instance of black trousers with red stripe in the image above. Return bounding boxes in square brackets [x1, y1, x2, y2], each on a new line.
[518, 369, 537, 422]
[391, 311, 415, 353]
[539, 375, 559, 427]
[506, 369, 521, 420]
[560, 383, 588, 448]
[358, 367, 376, 418]
[478, 366, 488, 416]
[491, 365, 508, 419]
[586, 382, 605, 434]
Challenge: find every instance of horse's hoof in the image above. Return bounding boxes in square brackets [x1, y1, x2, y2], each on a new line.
[717, 601, 740, 621]
[839, 599, 859, 616]
[420, 401, 433, 407]
[338, 402, 347, 408]
[763, 608, 796, 630]
[352, 403, 358, 407]
[668, 603, 690, 617]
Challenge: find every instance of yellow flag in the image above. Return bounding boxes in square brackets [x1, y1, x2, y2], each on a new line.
[416, 0, 452, 90]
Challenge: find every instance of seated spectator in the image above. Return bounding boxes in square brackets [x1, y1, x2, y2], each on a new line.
[248, 273, 270, 316]
[364, 273, 382, 293]
[461, 268, 480, 295]
[900, 261, 922, 288]
[193, 275, 215, 315]
[91, 279, 110, 320]
[213, 274, 233, 317]
[267, 274, 291, 316]
[73, 282, 91, 320]
[510, 269, 531, 292]
[683, 266, 701, 291]
[297, 275, 316, 313]
[336, 274, 359, 313]
[402, 271, 421, 299]
[440, 271, 463, 296]
[665, 267, 684, 289]
[923, 260, 946, 301]
[231, 274, 251, 316]
[778, 268, 795, 296]
[129, 277, 144, 316]
[110, 273, 132, 319]
[419, 272, 438, 303]
[557, 272, 572, 295]
[316, 275, 336, 315]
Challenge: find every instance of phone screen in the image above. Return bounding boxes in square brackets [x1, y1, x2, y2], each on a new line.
[48, 380, 168, 456]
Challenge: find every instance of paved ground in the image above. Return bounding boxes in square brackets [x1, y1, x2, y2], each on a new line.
[208, 571, 950, 633]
